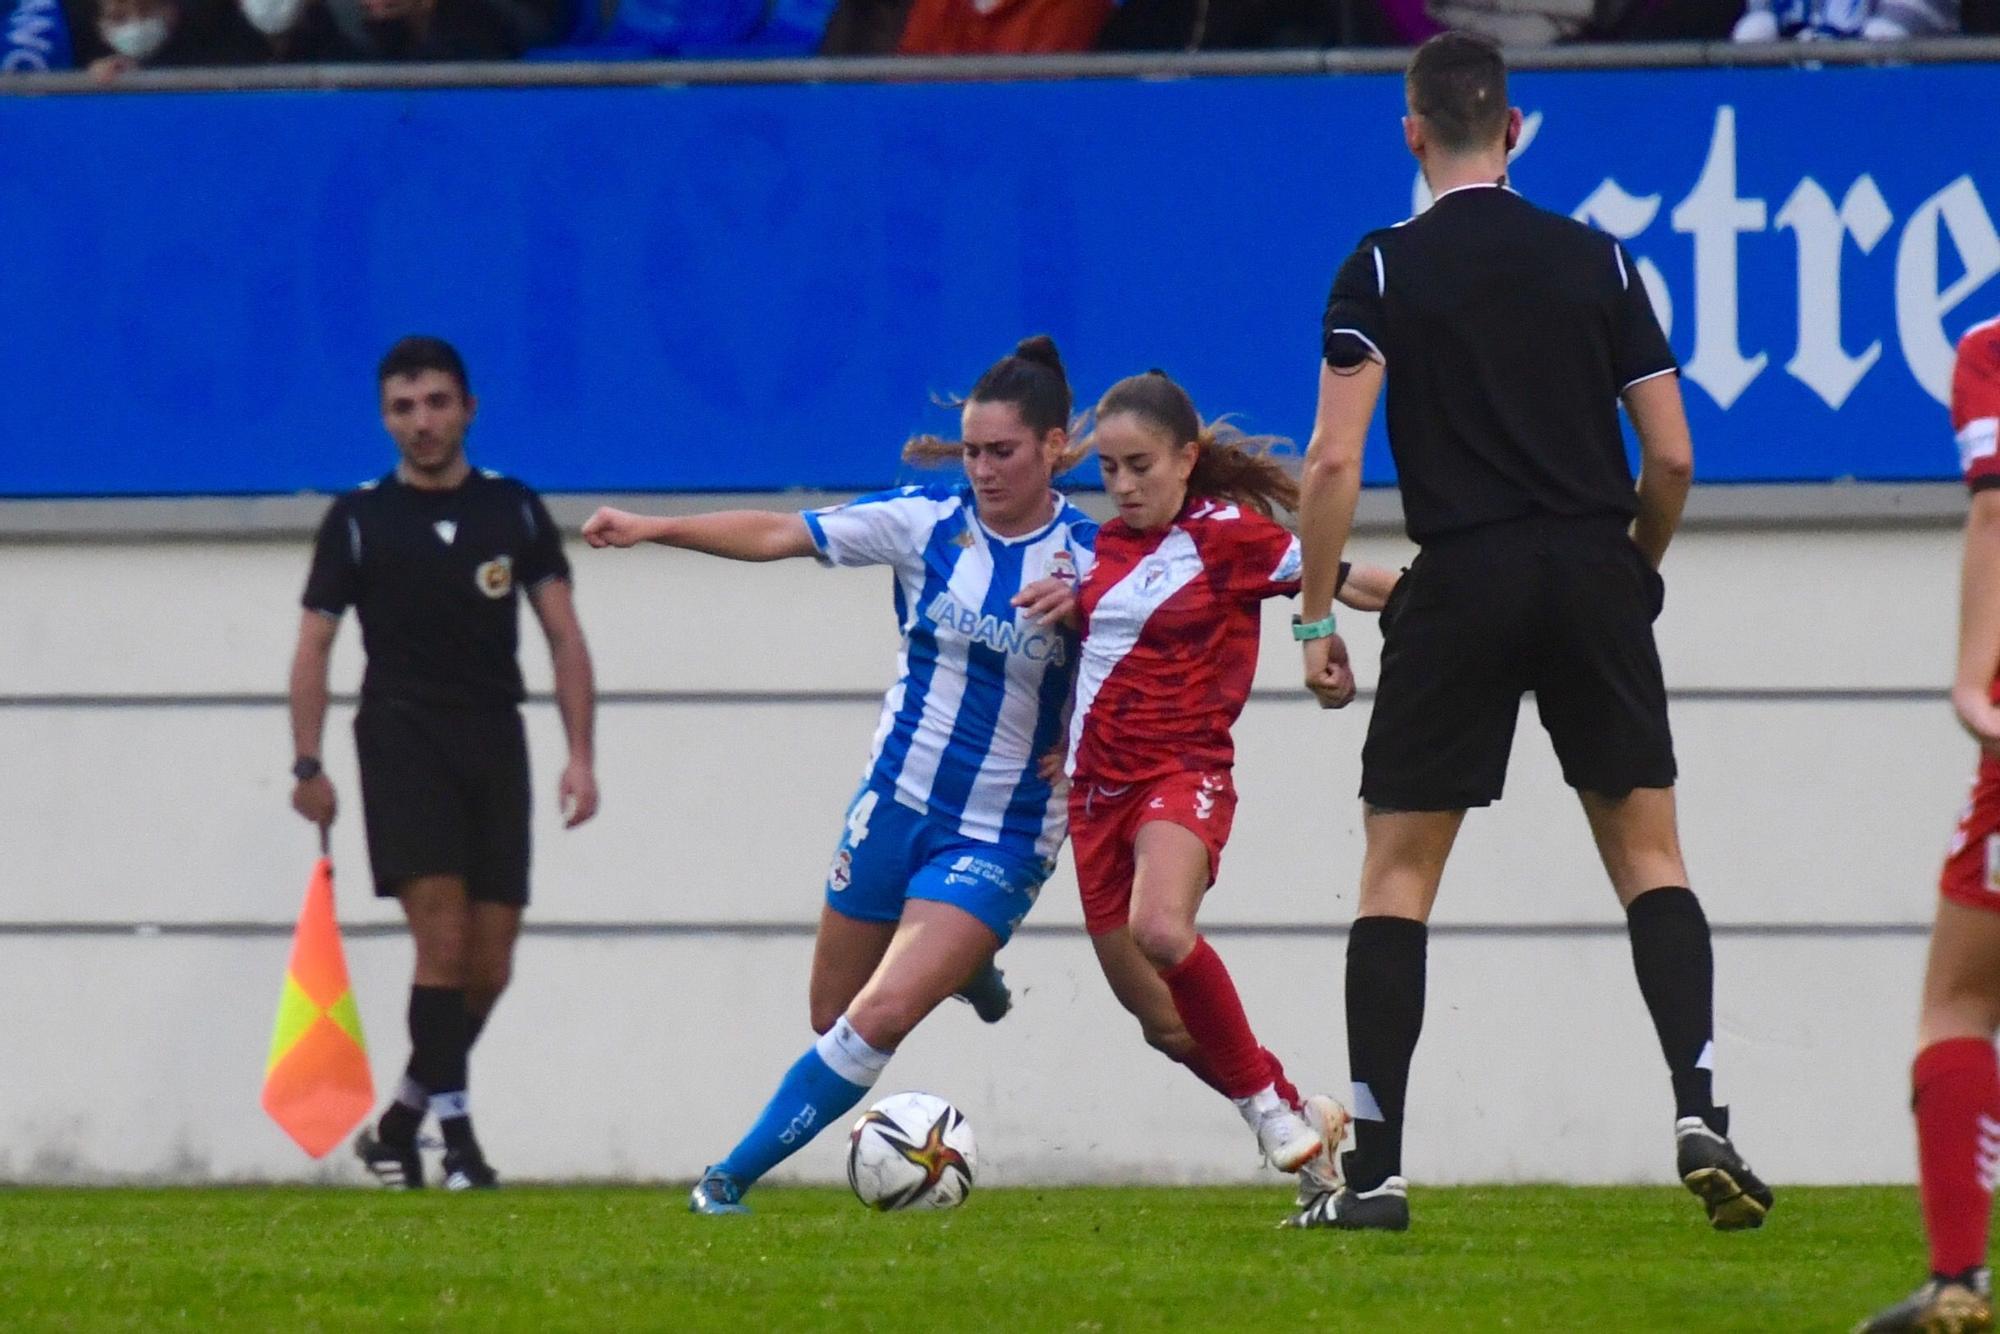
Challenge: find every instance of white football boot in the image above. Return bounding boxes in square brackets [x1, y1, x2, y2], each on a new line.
[1234, 1086, 1325, 1173]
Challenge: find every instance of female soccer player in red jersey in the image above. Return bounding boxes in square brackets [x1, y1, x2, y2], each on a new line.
[1064, 370, 1396, 1200]
[1860, 316, 2000, 1333]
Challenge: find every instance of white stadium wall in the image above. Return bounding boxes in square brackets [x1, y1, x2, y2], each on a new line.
[0, 512, 1968, 1187]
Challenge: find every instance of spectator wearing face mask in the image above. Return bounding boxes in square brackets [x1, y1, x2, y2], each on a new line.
[235, 0, 355, 58]
[84, 0, 261, 76]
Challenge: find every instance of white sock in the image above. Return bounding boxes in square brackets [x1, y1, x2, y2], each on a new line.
[428, 1090, 469, 1121]
[1232, 1082, 1285, 1126]
[395, 1074, 428, 1112]
[816, 1015, 893, 1089]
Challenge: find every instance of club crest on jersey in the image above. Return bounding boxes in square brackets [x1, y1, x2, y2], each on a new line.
[953, 528, 976, 550]
[1046, 550, 1077, 586]
[475, 556, 514, 599]
[830, 849, 854, 893]
[1139, 559, 1171, 593]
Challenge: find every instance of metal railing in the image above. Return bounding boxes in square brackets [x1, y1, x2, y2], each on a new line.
[4, 34, 1998, 97]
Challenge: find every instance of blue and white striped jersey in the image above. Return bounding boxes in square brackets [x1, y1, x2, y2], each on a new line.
[803, 483, 1098, 865]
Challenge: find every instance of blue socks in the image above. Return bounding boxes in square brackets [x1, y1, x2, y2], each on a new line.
[716, 1015, 891, 1188]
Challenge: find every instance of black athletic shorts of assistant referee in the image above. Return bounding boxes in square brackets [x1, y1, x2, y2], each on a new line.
[1361, 513, 1674, 811]
[353, 700, 533, 905]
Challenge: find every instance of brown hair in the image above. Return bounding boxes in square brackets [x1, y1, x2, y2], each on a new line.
[903, 335, 1088, 475]
[1406, 31, 1509, 156]
[908, 334, 1096, 480]
[1091, 371, 1299, 518]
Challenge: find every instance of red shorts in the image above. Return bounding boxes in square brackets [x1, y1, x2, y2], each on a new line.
[1068, 770, 1237, 937]
[1942, 755, 2000, 913]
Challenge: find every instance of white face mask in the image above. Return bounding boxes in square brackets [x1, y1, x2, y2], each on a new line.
[239, 0, 308, 35]
[100, 15, 170, 57]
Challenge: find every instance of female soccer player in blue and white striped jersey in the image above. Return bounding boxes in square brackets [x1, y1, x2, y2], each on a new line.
[583, 336, 1096, 1213]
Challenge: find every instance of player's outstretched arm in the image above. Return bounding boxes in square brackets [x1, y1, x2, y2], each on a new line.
[1335, 562, 1399, 613]
[581, 507, 817, 562]
[1955, 489, 2000, 756]
[287, 610, 339, 831]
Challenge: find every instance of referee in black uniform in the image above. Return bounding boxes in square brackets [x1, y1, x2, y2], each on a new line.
[288, 336, 599, 1190]
[1288, 34, 1772, 1232]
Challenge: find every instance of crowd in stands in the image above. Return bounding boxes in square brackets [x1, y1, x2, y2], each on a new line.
[1, 0, 1992, 77]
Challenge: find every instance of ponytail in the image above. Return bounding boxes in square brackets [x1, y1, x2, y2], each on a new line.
[902, 334, 1084, 476]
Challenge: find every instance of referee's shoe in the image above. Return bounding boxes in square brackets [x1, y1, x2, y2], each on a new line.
[354, 1129, 424, 1190]
[1676, 1114, 1774, 1230]
[1282, 1175, 1409, 1231]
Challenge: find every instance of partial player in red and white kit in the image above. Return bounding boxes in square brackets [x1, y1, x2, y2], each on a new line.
[1064, 370, 1396, 1203]
[1861, 315, 2000, 1333]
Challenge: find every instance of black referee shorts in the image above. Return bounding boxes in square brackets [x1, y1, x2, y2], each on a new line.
[1360, 516, 1676, 812]
[353, 699, 533, 906]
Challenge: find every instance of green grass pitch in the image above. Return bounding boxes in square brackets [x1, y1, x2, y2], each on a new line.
[0, 1184, 1925, 1330]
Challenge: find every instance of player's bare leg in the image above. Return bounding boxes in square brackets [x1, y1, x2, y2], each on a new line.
[1123, 822, 1325, 1174]
[844, 900, 1000, 1052]
[1581, 786, 1771, 1229]
[1093, 927, 1348, 1200]
[695, 901, 1000, 1215]
[809, 905, 896, 1035]
[1859, 901, 2000, 1332]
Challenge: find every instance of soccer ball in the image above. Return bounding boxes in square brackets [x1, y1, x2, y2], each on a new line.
[845, 1091, 977, 1211]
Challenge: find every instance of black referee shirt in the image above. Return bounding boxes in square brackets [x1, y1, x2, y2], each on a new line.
[1323, 183, 1678, 544]
[303, 471, 570, 709]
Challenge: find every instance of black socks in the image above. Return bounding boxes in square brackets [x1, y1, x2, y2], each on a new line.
[1625, 886, 1720, 1129]
[1344, 915, 1430, 1192]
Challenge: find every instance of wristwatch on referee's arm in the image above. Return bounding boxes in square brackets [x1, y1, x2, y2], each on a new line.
[291, 756, 323, 782]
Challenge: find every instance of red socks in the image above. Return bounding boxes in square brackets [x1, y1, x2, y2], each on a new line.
[1159, 937, 1272, 1100]
[1914, 1037, 2000, 1276]
[1175, 1045, 1301, 1108]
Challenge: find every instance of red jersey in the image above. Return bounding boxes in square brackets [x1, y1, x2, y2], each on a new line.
[1958, 315, 2000, 492]
[1066, 498, 1302, 783]
[1958, 316, 2000, 705]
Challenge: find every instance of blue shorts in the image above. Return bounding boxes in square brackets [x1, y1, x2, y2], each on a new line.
[823, 786, 1049, 946]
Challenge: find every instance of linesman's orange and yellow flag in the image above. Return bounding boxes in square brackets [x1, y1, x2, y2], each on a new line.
[262, 855, 374, 1158]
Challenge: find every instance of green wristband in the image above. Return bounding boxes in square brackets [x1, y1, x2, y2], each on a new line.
[1291, 613, 1338, 642]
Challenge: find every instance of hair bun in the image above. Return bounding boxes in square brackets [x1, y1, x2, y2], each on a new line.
[1012, 334, 1066, 380]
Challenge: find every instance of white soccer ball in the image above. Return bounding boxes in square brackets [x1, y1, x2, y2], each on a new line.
[845, 1091, 977, 1211]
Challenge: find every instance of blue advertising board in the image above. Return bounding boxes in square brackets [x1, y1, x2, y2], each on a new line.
[0, 62, 1995, 495]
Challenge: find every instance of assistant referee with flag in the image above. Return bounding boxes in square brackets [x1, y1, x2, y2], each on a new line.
[288, 335, 599, 1190]
[1286, 32, 1772, 1232]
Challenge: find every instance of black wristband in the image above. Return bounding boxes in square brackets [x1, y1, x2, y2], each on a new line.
[291, 756, 323, 782]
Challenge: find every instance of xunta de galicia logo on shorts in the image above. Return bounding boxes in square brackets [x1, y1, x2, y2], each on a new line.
[475, 556, 514, 599]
